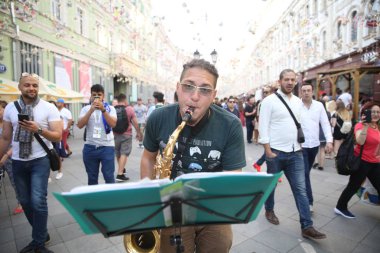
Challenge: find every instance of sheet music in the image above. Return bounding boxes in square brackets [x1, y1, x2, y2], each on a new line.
[62, 178, 171, 195]
[175, 171, 271, 180]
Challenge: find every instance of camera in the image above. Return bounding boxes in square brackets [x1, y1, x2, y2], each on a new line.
[364, 109, 372, 123]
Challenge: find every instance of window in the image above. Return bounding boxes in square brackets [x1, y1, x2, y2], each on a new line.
[19, 41, 41, 75]
[94, 21, 100, 43]
[337, 21, 342, 39]
[367, 0, 379, 35]
[314, 0, 318, 15]
[109, 32, 113, 51]
[322, 30, 327, 51]
[351, 11, 358, 42]
[52, 0, 61, 20]
[77, 7, 84, 35]
[322, 0, 327, 10]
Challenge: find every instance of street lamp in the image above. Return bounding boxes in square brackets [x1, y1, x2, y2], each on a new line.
[210, 49, 218, 64]
[193, 50, 200, 59]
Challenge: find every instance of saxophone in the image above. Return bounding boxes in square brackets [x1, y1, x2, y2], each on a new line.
[123, 109, 193, 253]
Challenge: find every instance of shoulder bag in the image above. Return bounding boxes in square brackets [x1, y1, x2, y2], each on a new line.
[14, 101, 61, 171]
[335, 129, 364, 175]
[275, 92, 305, 143]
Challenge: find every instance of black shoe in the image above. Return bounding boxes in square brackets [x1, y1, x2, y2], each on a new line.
[312, 163, 319, 169]
[34, 246, 54, 253]
[318, 166, 324, 171]
[123, 168, 126, 174]
[20, 243, 35, 253]
[20, 234, 50, 253]
[45, 234, 50, 245]
[116, 174, 129, 182]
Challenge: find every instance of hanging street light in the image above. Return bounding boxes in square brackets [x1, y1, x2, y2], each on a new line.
[210, 49, 218, 64]
[193, 50, 200, 59]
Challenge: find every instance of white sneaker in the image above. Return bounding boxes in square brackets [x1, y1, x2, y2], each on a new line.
[48, 177, 52, 183]
[55, 172, 63, 180]
[310, 205, 314, 213]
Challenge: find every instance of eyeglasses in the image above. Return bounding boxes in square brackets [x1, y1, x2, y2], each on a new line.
[20, 72, 39, 79]
[228, 100, 235, 103]
[180, 83, 214, 96]
[371, 111, 380, 114]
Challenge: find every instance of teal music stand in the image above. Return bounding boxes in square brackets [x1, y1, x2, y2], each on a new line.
[54, 172, 282, 238]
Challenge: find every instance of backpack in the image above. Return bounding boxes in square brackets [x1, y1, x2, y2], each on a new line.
[337, 120, 352, 134]
[335, 129, 362, 175]
[112, 105, 129, 133]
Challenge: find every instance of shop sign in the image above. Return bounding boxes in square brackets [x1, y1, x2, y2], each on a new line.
[0, 64, 6, 73]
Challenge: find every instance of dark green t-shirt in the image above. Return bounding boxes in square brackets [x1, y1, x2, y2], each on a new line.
[144, 104, 246, 174]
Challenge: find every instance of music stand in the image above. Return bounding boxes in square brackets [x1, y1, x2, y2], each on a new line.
[54, 172, 282, 251]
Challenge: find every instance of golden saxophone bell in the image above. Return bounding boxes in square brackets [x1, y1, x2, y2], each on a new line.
[124, 107, 192, 252]
[124, 230, 160, 253]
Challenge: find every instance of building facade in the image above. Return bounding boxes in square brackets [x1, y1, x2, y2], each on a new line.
[0, 0, 185, 120]
[244, 0, 379, 102]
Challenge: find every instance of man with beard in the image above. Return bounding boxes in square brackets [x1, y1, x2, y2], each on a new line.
[141, 59, 245, 253]
[0, 73, 62, 253]
[259, 69, 326, 240]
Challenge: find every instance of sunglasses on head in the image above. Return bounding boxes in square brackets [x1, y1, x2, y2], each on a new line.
[20, 72, 39, 79]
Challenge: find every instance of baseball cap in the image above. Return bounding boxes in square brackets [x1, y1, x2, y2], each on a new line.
[57, 98, 65, 103]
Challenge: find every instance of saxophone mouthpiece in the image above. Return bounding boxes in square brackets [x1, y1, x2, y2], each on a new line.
[183, 107, 193, 122]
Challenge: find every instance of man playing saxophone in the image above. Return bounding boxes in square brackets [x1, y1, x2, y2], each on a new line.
[140, 59, 246, 253]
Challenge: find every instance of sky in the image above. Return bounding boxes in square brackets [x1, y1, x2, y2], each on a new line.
[151, 0, 263, 65]
[151, 0, 293, 95]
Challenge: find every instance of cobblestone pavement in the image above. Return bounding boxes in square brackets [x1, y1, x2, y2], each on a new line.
[1, 128, 379, 253]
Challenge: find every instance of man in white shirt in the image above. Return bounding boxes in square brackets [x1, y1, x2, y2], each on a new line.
[133, 98, 147, 148]
[259, 69, 326, 240]
[56, 98, 73, 157]
[77, 84, 117, 185]
[0, 73, 62, 253]
[300, 83, 333, 212]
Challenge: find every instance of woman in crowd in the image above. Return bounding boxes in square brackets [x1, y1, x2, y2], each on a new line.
[331, 100, 351, 156]
[335, 101, 380, 218]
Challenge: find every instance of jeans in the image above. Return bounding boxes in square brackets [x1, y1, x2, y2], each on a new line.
[246, 120, 254, 142]
[265, 149, 313, 229]
[256, 153, 266, 166]
[83, 144, 115, 185]
[302, 147, 320, 205]
[12, 156, 50, 247]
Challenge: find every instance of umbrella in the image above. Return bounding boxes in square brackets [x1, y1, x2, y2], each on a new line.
[39, 78, 83, 103]
[0, 77, 83, 103]
[0, 77, 21, 102]
[0, 77, 49, 102]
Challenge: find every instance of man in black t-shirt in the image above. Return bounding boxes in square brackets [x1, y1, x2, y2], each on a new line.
[141, 59, 246, 253]
[244, 95, 256, 143]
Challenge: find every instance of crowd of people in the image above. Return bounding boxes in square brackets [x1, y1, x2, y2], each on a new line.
[0, 60, 379, 253]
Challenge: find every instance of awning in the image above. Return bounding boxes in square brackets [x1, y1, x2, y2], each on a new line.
[40, 78, 83, 103]
[0, 78, 22, 101]
[0, 77, 83, 103]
